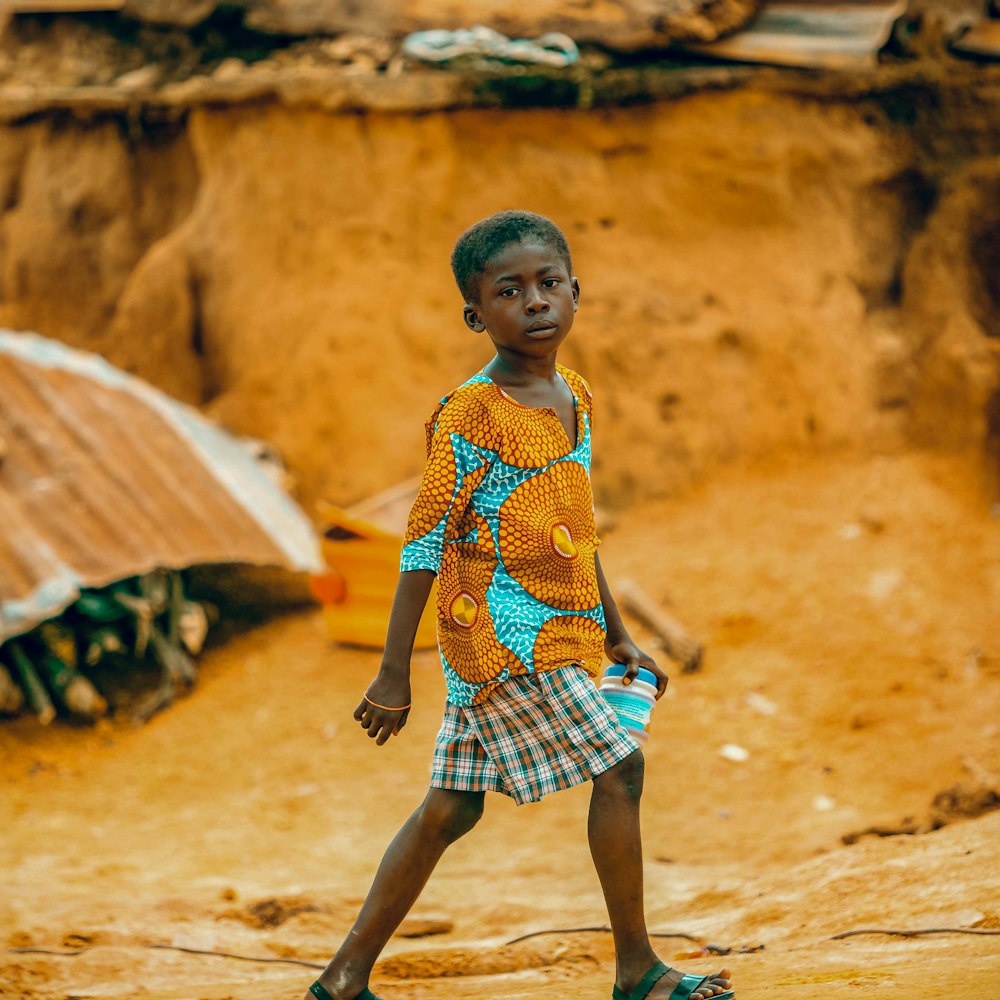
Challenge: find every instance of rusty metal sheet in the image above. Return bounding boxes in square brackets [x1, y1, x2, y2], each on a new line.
[0, 330, 322, 643]
[952, 20, 1000, 60]
[680, 1, 909, 70]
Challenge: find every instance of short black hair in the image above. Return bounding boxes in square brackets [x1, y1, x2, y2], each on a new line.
[451, 210, 573, 303]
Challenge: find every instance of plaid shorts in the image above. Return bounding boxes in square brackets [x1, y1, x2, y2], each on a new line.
[430, 666, 639, 805]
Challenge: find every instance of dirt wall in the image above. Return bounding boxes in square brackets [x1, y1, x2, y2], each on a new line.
[1, 81, 998, 511]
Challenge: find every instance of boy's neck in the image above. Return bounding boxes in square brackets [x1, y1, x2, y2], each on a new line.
[484, 351, 560, 387]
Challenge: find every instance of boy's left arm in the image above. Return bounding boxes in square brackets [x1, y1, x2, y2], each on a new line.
[594, 553, 668, 698]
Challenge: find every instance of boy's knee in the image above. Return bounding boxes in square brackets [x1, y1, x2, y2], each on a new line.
[420, 789, 484, 843]
[596, 749, 645, 802]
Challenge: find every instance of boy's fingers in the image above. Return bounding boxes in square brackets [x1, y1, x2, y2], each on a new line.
[356, 699, 409, 743]
[359, 708, 410, 744]
[621, 661, 639, 685]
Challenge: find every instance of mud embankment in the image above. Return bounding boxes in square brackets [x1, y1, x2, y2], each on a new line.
[1, 67, 999, 510]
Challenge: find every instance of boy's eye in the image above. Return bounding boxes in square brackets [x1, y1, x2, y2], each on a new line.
[500, 287, 519, 298]
[543, 278, 560, 287]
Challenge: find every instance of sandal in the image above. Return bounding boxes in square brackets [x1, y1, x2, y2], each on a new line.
[309, 983, 382, 1000]
[612, 960, 735, 1000]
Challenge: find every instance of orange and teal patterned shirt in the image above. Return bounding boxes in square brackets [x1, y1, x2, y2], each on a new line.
[401, 364, 606, 706]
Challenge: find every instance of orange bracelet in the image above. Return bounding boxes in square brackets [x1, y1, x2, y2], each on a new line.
[364, 693, 411, 712]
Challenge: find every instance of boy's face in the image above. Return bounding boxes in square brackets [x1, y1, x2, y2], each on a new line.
[463, 240, 579, 360]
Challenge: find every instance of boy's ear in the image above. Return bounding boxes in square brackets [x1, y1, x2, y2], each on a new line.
[571, 277, 581, 311]
[463, 304, 486, 333]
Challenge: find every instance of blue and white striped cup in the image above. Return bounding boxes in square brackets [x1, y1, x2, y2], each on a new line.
[599, 663, 659, 743]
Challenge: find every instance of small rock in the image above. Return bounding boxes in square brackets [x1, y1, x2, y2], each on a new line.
[866, 569, 902, 601]
[812, 795, 836, 811]
[745, 692, 777, 716]
[719, 743, 749, 762]
[115, 65, 161, 91]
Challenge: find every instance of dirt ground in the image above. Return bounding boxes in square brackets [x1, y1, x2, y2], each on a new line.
[2, 450, 999, 1000]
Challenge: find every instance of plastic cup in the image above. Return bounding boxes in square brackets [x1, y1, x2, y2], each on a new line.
[599, 663, 659, 743]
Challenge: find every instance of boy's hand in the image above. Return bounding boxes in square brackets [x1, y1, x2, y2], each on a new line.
[354, 673, 412, 746]
[606, 637, 668, 699]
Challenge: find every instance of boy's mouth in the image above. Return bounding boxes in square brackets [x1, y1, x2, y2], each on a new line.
[525, 321, 558, 336]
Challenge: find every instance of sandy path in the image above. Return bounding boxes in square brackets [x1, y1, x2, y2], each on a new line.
[1, 452, 998, 999]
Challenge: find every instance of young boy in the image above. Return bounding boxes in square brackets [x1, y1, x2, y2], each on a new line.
[306, 212, 734, 1000]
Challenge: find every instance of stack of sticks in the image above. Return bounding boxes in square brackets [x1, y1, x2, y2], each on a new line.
[0, 568, 210, 724]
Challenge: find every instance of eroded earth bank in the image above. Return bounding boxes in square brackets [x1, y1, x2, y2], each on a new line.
[1, 12, 999, 999]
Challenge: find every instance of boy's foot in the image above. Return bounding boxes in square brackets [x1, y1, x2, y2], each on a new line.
[615, 962, 733, 1000]
[305, 979, 380, 1000]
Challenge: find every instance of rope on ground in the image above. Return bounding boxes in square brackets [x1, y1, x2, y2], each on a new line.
[7, 944, 325, 968]
[8, 948, 87, 957]
[831, 927, 1000, 940]
[12, 931, 771, 968]
[148, 943, 325, 967]
[503, 926, 764, 954]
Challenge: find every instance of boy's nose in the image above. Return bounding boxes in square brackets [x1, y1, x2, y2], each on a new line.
[525, 288, 550, 312]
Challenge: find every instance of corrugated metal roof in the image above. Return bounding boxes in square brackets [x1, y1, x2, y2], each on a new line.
[681, 1, 910, 69]
[0, 330, 322, 643]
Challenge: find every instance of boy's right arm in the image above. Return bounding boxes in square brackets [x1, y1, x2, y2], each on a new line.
[354, 568, 435, 746]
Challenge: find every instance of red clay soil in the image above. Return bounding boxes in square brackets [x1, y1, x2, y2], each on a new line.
[1, 451, 998, 1000]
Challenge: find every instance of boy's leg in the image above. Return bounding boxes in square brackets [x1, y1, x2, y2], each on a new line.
[306, 787, 485, 1000]
[589, 751, 732, 999]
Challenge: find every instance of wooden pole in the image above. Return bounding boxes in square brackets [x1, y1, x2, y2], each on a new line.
[33, 623, 109, 721]
[0, 659, 25, 715]
[7, 640, 55, 724]
[614, 577, 704, 673]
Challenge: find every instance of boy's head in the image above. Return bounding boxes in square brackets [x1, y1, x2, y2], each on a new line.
[451, 211, 573, 305]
